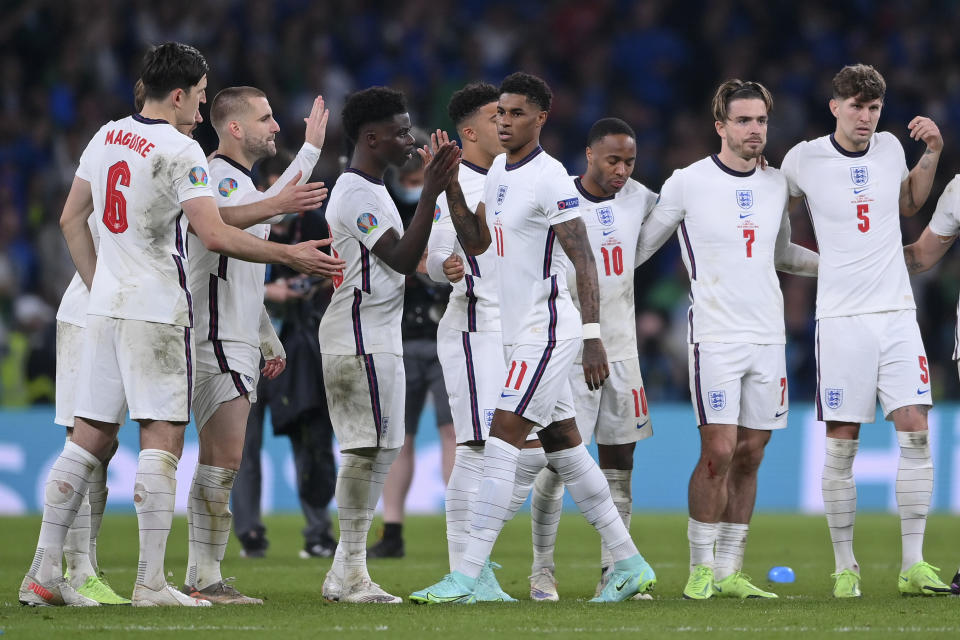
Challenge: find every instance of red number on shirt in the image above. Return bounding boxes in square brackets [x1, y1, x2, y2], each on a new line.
[600, 246, 624, 276]
[856, 203, 870, 233]
[919, 356, 929, 384]
[780, 377, 787, 405]
[743, 228, 755, 257]
[632, 388, 647, 417]
[494, 226, 504, 256]
[103, 160, 131, 233]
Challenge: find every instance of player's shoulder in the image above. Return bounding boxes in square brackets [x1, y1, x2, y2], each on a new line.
[209, 155, 254, 199]
[872, 131, 905, 154]
[784, 136, 825, 159]
[617, 177, 656, 199]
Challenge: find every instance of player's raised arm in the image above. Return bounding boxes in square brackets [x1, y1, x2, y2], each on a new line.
[899, 116, 943, 217]
[773, 206, 819, 277]
[553, 216, 609, 390]
[59, 176, 97, 290]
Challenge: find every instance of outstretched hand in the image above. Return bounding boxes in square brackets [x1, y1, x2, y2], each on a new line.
[421, 140, 461, 198]
[261, 356, 286, 380]
[273, 171, 328, 214]
[304, 96, 330, 150]
[286, 238, 345, 278]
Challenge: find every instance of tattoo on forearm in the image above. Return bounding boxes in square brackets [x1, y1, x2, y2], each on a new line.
[903, 246, 921, 273]
[445, 181, 482, 245]
[554, 218, 599, 323]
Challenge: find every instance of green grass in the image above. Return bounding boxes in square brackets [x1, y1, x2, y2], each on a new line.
[1, 512, 958, 638]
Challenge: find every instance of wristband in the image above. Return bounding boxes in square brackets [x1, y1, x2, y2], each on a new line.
[582, 323, 601, 340]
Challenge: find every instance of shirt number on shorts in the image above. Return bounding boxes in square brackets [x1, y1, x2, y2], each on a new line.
[856, 203, 870, 233]
[104, 160, 130, 234]
[600, 246, 624, 276]
[743, 228, 755, 257]
[505, 360, 528, 390]
[919, 356, 929, 383]
[632, 388, 647, 417]
[779, 377, 787, 405]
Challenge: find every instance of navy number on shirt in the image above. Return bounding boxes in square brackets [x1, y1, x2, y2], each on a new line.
[103, 161, 130, 234]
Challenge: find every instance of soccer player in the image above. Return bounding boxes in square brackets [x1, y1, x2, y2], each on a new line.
[903, 177, 960, 595]
[318, 87, 460, 603]
[528, 117, 657, 602]
[181, 88, 332, 604]
[410, 72, 655, 605]
[425, 82, 548, 600]
[19, 42, 340, 608]
[781, 64, 951, 598]
[635, 79, 818, 600]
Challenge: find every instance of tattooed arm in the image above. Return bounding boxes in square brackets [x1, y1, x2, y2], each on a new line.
[444, 176, 491, 255]
[553, 216, 609, 390]
[899, 116, 943, 217]
[903, 225, 956, 274]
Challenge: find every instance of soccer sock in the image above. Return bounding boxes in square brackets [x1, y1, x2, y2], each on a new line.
[186, 464, 236, 590]
[134, 449, 179, 590]
[530, 467, 564, 573]
[511, 446, 547, 515]
[86, 460, 109, 574]
[896, 430, 933, 572]
[30, 441, 99, 583]
[822, 436, 859, 572]
[547, 445, 637, 563]
[687, 518, 718, 571]
[714, 522, 749, 580]
[333, 450, 376, 584]
[600, 468, 632, 571]
[63, 491, 96, 587]
[445, 445, 483, 572]
[460, 437, 521, 580]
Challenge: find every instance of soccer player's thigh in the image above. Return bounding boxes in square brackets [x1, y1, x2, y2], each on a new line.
[687, 342, 748, 427]
[738, 344, 789, 431]
[876, 310, 932, 417]
[437, 327, 501, 442]
[594, 359, 653, 445]
[815, 316, 880, 423]
[113, 319, 193, 423]
[322, 353, 405, 450]
[425, 348, 452, 427]
[568, 362, 601, 445]
[73, 316, 129, 425]
[497, 339, 580, 429]
[193, 370, 256, 432]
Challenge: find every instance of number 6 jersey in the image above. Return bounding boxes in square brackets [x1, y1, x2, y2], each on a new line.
[76, 114, 213, 328]
[781, 132, 913, 319]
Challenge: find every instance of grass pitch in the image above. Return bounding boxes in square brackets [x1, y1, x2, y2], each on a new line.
[1, 512, 958, 638]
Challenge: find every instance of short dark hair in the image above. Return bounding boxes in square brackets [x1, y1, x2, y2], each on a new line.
[587, 118, 636, 146]
[211, 86, 267, 132]
[832, 64, 886, 102]
[140, 42, 209, 102]
[499, 72, 552, 112]
[341, 86, 407, 144]
[711, 79, 773, 122]
[447, 82, 500, 128]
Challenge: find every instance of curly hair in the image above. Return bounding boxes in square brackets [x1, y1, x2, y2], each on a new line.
[711, 79, 773, 122]
[140, 42, 208, 102]
[832, 64, 886, 102]
[341, 86, 407, 143]
[447, 82, 500, 128]
[587, 117, 636, 146]
[499, 72, 552, 112]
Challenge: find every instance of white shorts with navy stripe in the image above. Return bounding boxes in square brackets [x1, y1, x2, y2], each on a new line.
[322, 352, 405, 451]
[570, 358, 653, 445]
[55, 320, 126, 427]
[437, 326, 503, 443]
[74, 315, 193, 424]
[687, 342, 788, 431]
[496, 339, 578, 428]
[816, 310, 931, 423]
[192, 368, 258, 431]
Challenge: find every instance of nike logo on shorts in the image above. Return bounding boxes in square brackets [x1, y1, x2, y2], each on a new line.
[500, 392, 518, 399]
[917, 388, 930, 395]
[775, 410, 788, 418]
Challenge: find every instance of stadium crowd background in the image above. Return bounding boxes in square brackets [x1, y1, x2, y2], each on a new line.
[3, 0, 960, 408]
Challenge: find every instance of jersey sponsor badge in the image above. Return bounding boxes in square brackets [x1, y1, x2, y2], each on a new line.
[433, 204, 442, 223]
[736, 190, 753, 210]
[708, 390, 726, 411]
[596, 206, 614, 226]
[557, 197, 579, 210]
[825, 387, 844, 409]
[218, 177, 238, 197]
[189, 166, 208, 186]
[850, 166, 868, 186]
[497, 185, 508, 205]
[356, 212, 379, 234]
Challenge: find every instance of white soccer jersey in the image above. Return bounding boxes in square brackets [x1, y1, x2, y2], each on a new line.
[429, 160, 500, 333]
[483, 147, 583, 347]
[567, 177, 657, 362]
[781, 132, 913, 319]
[646, 155, 790, 344]
[318, 168, 405, 356]
[928, 174, 960, 359]
[77, 114, 213, 327]
[56, 217, 99, 327]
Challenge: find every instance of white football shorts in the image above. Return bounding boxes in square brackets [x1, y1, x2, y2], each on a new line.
[437, 326, 504, 443]
[570, 357, 653, 446]
[322, 352, 405, 450]
[497, 339, 579, 428]
[55, 320, 126, 427]
[688, 341, 788, 431]
[816, 310, 932, 423]
[74, 315, 193, 424]
[192, 368, 258, 431]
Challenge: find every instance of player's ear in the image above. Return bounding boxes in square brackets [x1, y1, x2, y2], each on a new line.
[829, 99, 839, 118]
[535, 110, 548, 128]
[585, 146, 593, 164]
[714, 119, 725, 137]
[461, 126, 478, 144]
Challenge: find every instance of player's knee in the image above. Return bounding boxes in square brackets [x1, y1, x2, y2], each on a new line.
[44, 479, 78, 505]
[700, 442, 736, 476]
[732, 442, 766, 475]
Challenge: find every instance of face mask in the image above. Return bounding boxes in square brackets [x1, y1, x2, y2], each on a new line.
[395, 184, 423, 205]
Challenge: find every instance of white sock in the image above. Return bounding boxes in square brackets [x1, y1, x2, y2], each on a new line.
[86, 461, 108, 573]
[446, 445, 483, 572]
[896, 430, 932, 572]
[714, 522, 748, 580]
[530, 467, 563, 573]
[688, 518, 718, 571]
[63, 491, 96, 587]
[822, 437, 858, 572]
[30, 441, 99, 583]
[601, 468, 632, 571]
[460, 437, 521, 579]
[547, 445, 637, 563]
[134, 449, 179, 590]
[511, 447, 547, 515]
[335, 451, 375, 584]
[185, 464, 236, 590]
